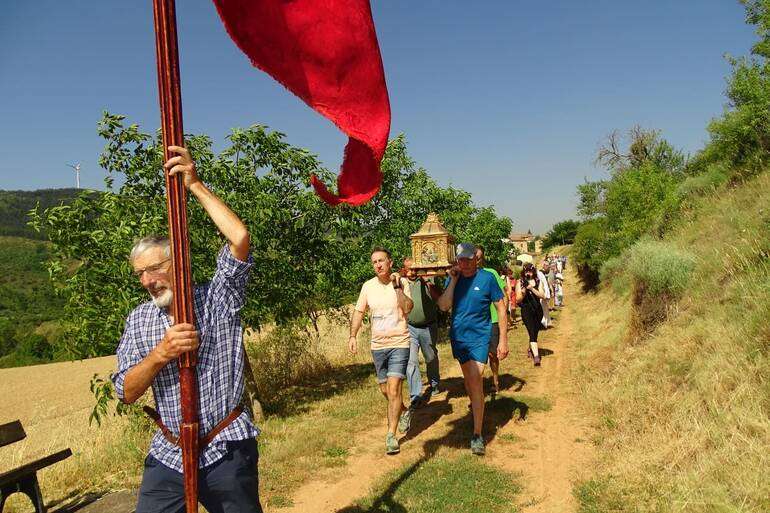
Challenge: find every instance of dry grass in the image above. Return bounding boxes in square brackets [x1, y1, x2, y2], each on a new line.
[0, 309, 389, 512]
[0, 356, 147, 512]
[571, 171, 770, 512]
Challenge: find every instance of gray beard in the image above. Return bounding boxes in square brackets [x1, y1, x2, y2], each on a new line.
[152, 288, 174, 309]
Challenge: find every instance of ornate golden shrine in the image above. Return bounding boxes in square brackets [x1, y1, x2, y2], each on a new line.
[409, 213, 456, 276]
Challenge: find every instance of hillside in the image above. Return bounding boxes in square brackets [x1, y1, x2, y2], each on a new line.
[0, 188, 85, 367]
[0, 188, 80, 239]
[0, 236, 64, 367]
[571, 170, 770, 512]
[0, 172, 766, 513]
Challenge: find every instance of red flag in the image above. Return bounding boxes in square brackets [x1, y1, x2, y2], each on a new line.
[212, 0, 391, 206]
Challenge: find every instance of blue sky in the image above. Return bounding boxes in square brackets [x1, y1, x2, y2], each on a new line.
[0, 1, 756, 233]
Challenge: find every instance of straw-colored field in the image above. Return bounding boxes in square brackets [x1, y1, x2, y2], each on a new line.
[0, 356, 116, 463]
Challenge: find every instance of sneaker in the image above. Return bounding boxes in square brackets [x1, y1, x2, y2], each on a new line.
[386, 433, 400, 455]
[470, 435, 485, 455]
[429, 384, 442, 397]
[534, 354, 541, 367]
[398, 408, 412, 434]
[527, 347, 534, 359]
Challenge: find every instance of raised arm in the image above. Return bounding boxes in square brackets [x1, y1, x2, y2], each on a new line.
[391, 274, 413, 315]
[529, 280, 546, 299]
[165, 145, 249, 261]
[515, 280, 524, 303]
[396, 288, 413, 314]
[426, 279, 443, 302]
[437, 268, 459, 312]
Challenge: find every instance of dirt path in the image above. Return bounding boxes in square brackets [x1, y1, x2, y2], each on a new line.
[281, 279, 593, 513]
[486, 284, 594, 511]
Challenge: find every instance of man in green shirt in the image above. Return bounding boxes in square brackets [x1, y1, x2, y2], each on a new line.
[403, 257, 443, 406]
[475, 246, 508, 394]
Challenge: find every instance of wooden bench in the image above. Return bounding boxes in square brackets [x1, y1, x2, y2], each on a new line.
[0, 420, 72, 513]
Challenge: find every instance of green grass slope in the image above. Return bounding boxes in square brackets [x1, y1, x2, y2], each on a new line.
[0, 236, 64, 367]
[572, 171, 770, 513]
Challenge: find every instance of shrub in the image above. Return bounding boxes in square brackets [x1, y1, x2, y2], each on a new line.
[246, 324, 332, 415]
[626, 240, 695, 296]
[572, 218, 609, 291]
[676, 163, 730, 199]
[625, 240, 696, 338]
[598, 256, 630, 295]
[573, 159, 684, 287]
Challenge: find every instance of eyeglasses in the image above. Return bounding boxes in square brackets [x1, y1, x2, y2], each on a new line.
[133, 258, 171, 278]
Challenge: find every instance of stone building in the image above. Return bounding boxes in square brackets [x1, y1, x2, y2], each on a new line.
[504, 230, 536, 255]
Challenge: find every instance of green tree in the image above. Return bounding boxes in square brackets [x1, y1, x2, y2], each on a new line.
[694, 0, 770, 176]
[32, 113, 511, 358]
[541, 219, 581, 250]
[572, 127, 684, 288]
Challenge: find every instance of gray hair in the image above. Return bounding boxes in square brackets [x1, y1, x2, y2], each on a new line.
[129, 236, 171, 264]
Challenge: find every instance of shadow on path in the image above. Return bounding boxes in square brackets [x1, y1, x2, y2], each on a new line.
[338, 391, 522, 512]
[404, 372, 526, 442]
[446, 373, 526, 401]
[49, 489, 136, 513]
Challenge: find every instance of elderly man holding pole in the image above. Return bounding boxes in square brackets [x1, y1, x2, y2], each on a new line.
[112, 147, 263, 513]
[438, 243, 509, 455]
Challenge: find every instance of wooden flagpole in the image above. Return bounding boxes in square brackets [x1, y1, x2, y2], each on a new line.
[151, 0, 199, 511]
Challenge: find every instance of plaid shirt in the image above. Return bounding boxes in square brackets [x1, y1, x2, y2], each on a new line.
[112, 245, 259, 472]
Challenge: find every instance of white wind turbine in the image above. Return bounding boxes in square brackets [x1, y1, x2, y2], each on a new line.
[67, 162, 81, 189]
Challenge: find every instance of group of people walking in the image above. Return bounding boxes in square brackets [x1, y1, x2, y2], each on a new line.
[111, 144, 568, 511]
[351, 243, 567, 457]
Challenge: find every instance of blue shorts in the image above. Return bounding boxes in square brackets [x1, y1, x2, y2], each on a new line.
[451, 339, 490, 364]
[371, 347, 409, 383]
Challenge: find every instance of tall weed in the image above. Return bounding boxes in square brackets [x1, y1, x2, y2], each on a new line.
[676, 163, 730, 199]
[598, 255, 630, 295]
[246, 323, 333, 415]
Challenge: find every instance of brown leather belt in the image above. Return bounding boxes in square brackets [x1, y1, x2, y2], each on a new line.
[143, 406, 244, 448]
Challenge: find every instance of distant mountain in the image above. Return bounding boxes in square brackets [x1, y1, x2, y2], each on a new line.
[0, 188, 81, 239]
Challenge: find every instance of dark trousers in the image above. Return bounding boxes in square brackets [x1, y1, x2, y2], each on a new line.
[521, 305, 541, 343]
[136, 439, 263, 513]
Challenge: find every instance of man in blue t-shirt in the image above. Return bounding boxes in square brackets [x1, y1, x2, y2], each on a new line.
[438, 243, 509, 455]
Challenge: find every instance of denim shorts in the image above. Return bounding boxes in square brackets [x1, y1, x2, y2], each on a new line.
[371, 347, 410, 383]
